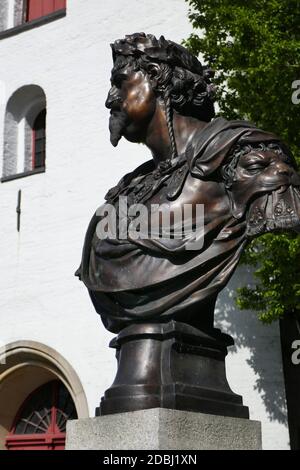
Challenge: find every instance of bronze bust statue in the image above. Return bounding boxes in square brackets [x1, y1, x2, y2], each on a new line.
[77, 33, 300, 418]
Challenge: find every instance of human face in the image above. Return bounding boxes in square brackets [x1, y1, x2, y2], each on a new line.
[228, 149, 300, 235]
[105, 65, 157, 146]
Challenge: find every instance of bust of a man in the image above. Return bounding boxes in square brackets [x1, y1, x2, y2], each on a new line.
[78, 33, 300, 334]
[77, 33, 300, 417]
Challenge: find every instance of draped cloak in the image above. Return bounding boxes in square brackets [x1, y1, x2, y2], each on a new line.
[77, 117, 289, 333]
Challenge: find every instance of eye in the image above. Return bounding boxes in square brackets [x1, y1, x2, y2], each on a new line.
[245, 163, 267, 174]
[112, 73, 127, 88]
[114, 78, 123, 88]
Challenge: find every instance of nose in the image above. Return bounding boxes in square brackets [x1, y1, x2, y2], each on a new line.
[105, 86, 121, 109]
[274, 160, 294, 177]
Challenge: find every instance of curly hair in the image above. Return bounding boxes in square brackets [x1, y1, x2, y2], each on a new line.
[111, 33, 216, 158]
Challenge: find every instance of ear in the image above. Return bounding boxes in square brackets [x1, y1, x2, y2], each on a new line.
[146, 63, 160, 87]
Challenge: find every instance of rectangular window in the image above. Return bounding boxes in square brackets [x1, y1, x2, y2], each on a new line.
[32, 109, 46, 170]
[26, 0, 66, 22]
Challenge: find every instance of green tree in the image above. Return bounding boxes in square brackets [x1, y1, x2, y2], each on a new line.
[184, 0, 300, 323]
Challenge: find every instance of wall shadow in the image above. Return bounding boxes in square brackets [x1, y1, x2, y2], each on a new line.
[214, 265, 287, 424]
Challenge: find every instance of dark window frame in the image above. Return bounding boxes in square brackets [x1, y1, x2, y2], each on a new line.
[32, 109, 46, 171]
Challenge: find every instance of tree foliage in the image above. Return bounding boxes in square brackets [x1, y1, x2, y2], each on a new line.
[184, 0, 300, 322]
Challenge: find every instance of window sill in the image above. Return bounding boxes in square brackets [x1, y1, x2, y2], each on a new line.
[1, 167, 45, 183]
[0, 9, 66, 41]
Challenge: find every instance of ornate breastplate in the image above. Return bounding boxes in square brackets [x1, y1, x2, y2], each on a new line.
[105, 155, 189, 206]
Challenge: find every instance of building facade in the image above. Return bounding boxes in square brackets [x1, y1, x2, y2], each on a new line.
[0, 0, 291, 450]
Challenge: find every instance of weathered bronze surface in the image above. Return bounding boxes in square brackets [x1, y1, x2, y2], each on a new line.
[77, 33, 300, 417]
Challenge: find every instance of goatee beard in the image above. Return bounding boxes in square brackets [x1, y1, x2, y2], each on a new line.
[109, 111, 129, 147]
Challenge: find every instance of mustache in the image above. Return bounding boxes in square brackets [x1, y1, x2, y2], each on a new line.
[247, 185, 300, 237]
[109, 110, 129, 147]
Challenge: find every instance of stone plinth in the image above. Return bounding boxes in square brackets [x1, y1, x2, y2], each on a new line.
[66, 408, 262, 450]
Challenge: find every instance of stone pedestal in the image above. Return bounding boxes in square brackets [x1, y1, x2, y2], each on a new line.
[66, 408, 262, 450]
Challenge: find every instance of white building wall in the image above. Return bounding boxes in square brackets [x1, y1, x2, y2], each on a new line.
[0, 0, 289, 449]
[216, 270, 289, 450]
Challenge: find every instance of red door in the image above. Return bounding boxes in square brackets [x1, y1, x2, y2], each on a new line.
[26, 0, 66, 22]
[5, 381, 77, 451]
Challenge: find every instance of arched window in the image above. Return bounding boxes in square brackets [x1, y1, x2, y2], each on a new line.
[2, 85, 46, 180]
[32, 109, 46, 170]
[5, 380, 77, 450]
